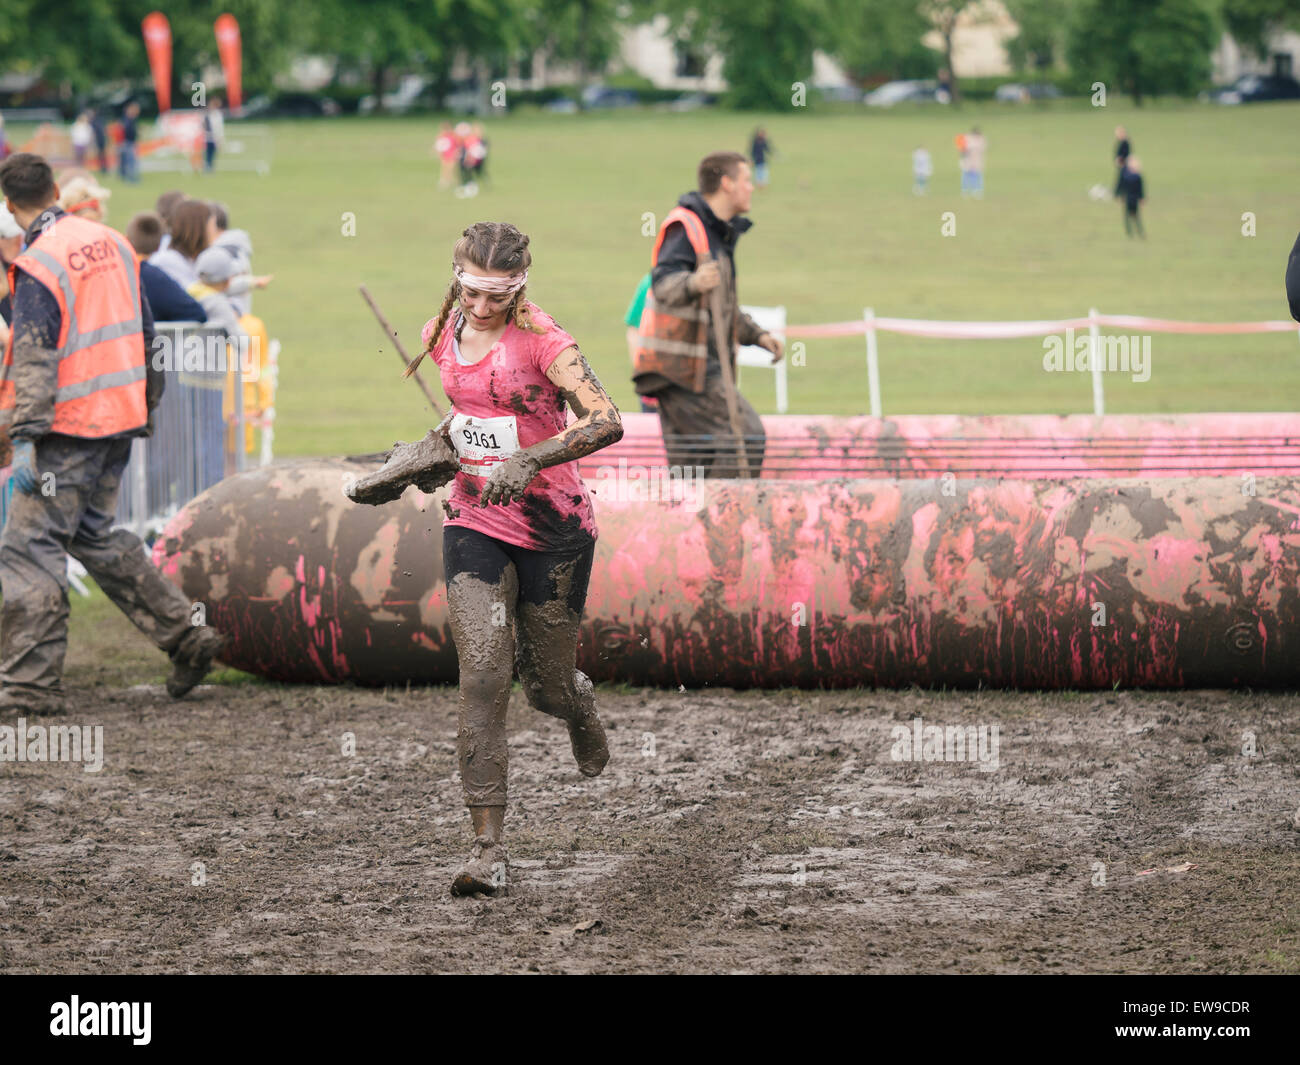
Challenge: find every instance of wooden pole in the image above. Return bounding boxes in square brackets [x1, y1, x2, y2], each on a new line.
[703, 256, 752, 479]
[359, 284, 445, 420]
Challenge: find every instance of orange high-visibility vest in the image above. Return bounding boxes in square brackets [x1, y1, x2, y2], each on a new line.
[0, 213, 147, 438]
[632, 206, 734, 395]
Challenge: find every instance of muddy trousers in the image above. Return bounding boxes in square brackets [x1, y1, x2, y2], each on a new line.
[0, 434, 195, 696]
[653, 377, 766, 479]
[442, 525, 596, 808]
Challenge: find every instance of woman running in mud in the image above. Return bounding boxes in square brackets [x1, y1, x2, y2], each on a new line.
[407, 221, 623, 897]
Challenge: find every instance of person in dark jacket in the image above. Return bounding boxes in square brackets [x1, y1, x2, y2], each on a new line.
[750, 128, 772, 188]
[1112, 125, 1131, 196]
[633, 152, 783, 477]
[125, 211, 207, 322]
[118, 101, 140, 184]
[1116, 156, 1145, 239]
[90, 110, 108, 174]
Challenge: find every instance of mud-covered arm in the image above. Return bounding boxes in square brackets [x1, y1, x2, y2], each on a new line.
[479, 346, 624, 506]
[7, 269, 63, 441]
[737, 309, 765, 347]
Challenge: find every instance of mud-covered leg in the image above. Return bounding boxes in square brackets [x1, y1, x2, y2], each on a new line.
[0, 437, 100, 712]
[514, 547, 609, 777]
[68, 440, 195, 653]
[444, 528, 518, 896]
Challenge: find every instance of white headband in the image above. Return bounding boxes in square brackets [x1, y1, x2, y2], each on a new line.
[454, 264, 527, 295]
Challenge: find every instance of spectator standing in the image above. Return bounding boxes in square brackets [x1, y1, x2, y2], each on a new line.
[154, 189, 185, 252]
[56, 175, 111, 222]
[961, 126, 985, 198]
[70, 112, 93, 166]
[148, 198, 211, 289]
[433, 122, 459, 188]
[1113, 125, 1131, 196]
[454, 122, 480, 198]
[202, 98, 224, 172]
[90, 110, 109, 173]
[912, 146, 932, 195]
[750, 128, 772, 189]
[1117, 156, 1145, 239]
[189, 247, 248, 343]
[118, 101, 141, 184]
[209, 201, 272, 316]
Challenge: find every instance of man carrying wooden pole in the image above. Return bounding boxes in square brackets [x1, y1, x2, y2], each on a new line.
[631, 152, 782, 479]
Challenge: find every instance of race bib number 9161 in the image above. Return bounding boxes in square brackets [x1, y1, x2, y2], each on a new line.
[449, 413, 520, 476]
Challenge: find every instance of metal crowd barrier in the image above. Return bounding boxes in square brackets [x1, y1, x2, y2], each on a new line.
[113, 322, 244, 538]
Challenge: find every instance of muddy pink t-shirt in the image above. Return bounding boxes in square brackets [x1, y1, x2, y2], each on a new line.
[424, 302, 597, 552]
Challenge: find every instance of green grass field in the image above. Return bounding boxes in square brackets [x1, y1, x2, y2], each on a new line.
[31, 100, 1300, 456]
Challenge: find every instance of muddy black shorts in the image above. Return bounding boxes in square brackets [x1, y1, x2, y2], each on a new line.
[442, 525, 595, 615]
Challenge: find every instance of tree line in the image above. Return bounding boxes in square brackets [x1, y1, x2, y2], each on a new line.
[1, 0, 1298, 110]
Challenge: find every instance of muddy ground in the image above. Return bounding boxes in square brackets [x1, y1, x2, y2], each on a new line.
[1, 599, 1298, 974]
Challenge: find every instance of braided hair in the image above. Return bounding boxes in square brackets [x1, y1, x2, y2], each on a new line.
[404, 221, 545, 378]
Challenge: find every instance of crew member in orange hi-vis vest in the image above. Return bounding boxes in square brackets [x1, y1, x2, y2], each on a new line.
[0, 153, 225, 716]
[632, 151, 783, 478]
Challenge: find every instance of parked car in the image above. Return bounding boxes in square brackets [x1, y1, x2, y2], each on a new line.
[359, 75, 428, 114]
[995, 82, 1063, 102]
[581, 85, 639, 109]
[1206, 73, 1300, 104]
[241, 92, 340, 118]
[817, 84, 864, 103]
[864, 80, 948, 107]
[665, 91, 717, 111]
[544, 97, 580, 114]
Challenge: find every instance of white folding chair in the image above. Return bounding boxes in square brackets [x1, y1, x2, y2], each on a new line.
[736, 304, 788, 413]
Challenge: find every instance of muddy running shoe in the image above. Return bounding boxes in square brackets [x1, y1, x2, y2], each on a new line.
[568, 674, 610, 777]
[0, 686, 68, 718]
[167, 628, 226, 699]
[450, 835, 508, 897]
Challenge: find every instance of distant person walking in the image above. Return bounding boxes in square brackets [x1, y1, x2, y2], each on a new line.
[118, 102, 140, 184]
[433, 122, 459, 189]
[470, 123, 489, 185]
[912, 146, 932, 195]
[1113, 125, 1131, 196]
[453, 122, 480, 198]
[1116, 156, 1145, 239]
[959, 127, 985, 198]
[750, 128, 772, 189]
[202, 98, 224, 172]
[70, 112, 93, 167]
[90, 110, 109, 174]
